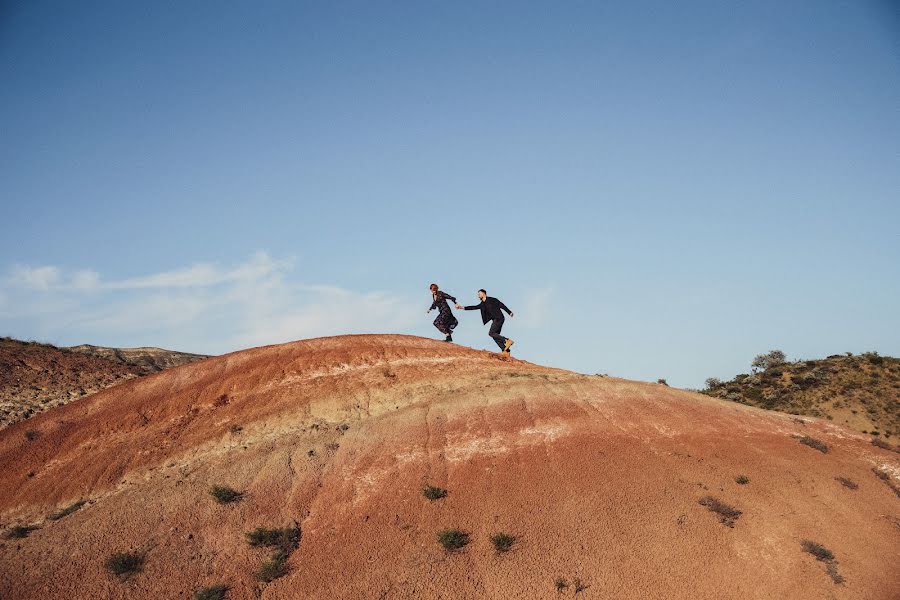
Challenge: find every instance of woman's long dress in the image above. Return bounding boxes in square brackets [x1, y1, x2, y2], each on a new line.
[430, 291, 458, 335]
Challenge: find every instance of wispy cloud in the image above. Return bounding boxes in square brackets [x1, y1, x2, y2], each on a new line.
[519, 287, 554, 328]
[0, 252, 420, 353]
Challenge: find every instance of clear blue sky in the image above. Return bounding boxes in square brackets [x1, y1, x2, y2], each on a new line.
[1, 1, 898, 388]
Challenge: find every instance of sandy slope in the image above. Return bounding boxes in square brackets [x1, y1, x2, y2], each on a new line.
[0, 335, 897, 599]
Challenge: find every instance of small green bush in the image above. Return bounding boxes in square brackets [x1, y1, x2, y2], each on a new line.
[209, 485, 242, 504]
[256, 551, 288, 582]
[422, 485, 447, 501]
[798, 436, 828, 454]
[245, 526, 300, 554]
[105, 552, 143, 577]
[436, 529, 469, 551]
[490, 533, 516, 553]
[835, 477, 858, 490]
[801, 540, 834, 562]
[49, 500, 86, 521]
[4, 525, 37, 539]
[698, 496, 742, 527]
[194, 584, 228, 600]
[735, 475, 750, 485]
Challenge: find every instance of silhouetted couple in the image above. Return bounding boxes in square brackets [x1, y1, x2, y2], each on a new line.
[427, 284, 514, 354]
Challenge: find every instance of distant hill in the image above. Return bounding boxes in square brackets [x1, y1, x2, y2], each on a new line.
[0, 337, 208, 428]
[702, 351, 899, 439]
[66, 344, 208, 373]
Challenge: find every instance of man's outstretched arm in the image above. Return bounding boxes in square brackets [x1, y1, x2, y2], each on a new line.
[499, 300, 514, 317]
[456, 303, 481, 310]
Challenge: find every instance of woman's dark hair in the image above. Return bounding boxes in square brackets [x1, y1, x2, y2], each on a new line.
[478, 288, 487, 294]
[430, 283, 439, 291]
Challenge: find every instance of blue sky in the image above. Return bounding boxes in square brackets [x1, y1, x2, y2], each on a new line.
[1, 1, 898, 388]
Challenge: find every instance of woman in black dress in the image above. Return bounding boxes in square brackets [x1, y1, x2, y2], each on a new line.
[427, 283, 458, 342]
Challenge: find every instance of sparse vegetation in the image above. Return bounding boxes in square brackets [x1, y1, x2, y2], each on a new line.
[490, 533, 515, 553]
[555, 578, 568, 592]
[5, 525, 37, 539]
[801, 540, 833, 561]
[245, 526, 300, 553]
[801, 540, 844, 584]
[246, 526, 300, 583]
[437, 529, 469, 551]
[657, 378, 668, 386]
[834, 477, 858, 490]
[209, 485, 242, 504]
[422, 485, 448, 501]
[735, 475, 750, 485]
[871, 437, 898, 453]
[698, 496, 742, 527]
[573, 578, 587, 593]
[797, 435, 828, 454]
[24, 429, 38, 441]
[194, 584, 228, 600]
[256, 551, 288, 582]
[49, 500, 86, 520]
[105, 552, 143, 577]
[752, 349, 786, 372]
[704, 377, 722, 390]
[702, 352, 899, 438]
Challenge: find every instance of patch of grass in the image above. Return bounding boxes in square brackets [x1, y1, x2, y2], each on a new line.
[797, 435, 828, 454]
[5, 525, 37, 539]
[834, 477, 858, 490]
[105, 552, 143, 577]
[801, 540, 844, 584]
[490, 533, 515, 553]
[194, 584, 228, 600]
[436, 529, 469, 551]
[256, 551, 288, 583]
[871, 437, 898, 453]
[209, 485, 242, 504]
[735, 475, 750, 485]
[825, 562, 844, 584]
[574, 578, 587, 593]
[554, 578, 568, 592]
[698, 496, 742, 527]
[657, 378, 668, 386]
[229, 425, 242, 434]
[422, 485, 448, 501]
[245, 526, 301, 554]
[801, 540, 833, 561]
[49, 500, 86, 521]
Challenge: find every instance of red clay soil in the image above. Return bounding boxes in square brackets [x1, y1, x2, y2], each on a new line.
[0, 335, 897, 599]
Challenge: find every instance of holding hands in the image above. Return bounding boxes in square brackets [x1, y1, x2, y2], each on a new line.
[455, 304, 462, 309]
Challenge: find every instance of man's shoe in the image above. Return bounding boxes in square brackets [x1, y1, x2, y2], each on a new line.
[445, 335, 453, 342]
[504, 339, 514, 351]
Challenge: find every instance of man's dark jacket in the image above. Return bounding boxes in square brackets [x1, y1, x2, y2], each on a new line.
[464, 297, 512, 324]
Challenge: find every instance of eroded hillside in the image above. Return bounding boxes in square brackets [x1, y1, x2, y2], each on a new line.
[0, 335, 897, 599]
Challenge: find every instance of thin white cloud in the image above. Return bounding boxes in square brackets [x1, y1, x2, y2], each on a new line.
[520, 287, 554, 328]
[9, 265, 61, 290]
[0, 252, 419, 353]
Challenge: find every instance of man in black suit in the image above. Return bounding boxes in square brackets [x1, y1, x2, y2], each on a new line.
[456, 289, 515, 354]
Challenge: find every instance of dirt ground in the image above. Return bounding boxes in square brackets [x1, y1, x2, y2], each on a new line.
[0, 335, 897, 599]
